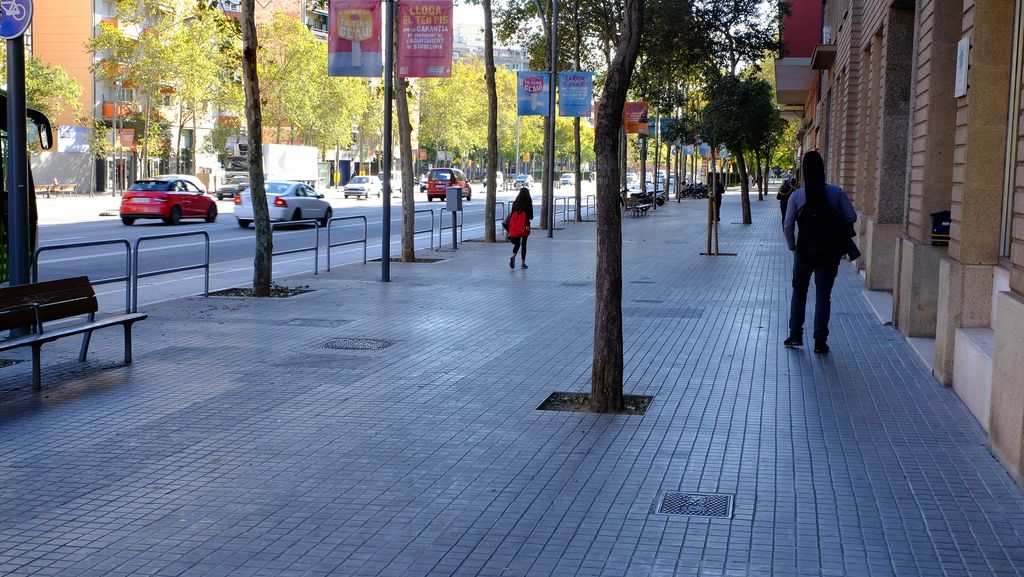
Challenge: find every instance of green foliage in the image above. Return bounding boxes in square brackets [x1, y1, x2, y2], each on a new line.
[0, 45, 83, 122]
[701, 74, 776, 153]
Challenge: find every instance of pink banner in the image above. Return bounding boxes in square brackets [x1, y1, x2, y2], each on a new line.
[397, 0, 453, 78]
[329, 0, 383, 77]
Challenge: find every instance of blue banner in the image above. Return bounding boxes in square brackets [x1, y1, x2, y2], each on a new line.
[517, 72, 550, 116]
[557, 71, 592, 117]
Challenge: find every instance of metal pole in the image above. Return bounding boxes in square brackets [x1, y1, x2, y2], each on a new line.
[546, 0, 557, 238]
[515, 114, 520, 177]
[7, 37, 29, 287]
[381, 0, 394, 282]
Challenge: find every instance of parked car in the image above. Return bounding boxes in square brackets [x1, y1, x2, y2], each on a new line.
[344, 175, 383, 199]
[120, 176, 217, 225]
[426, 167, 472, 201]
[559, 172, 575, 187]
[234, 181, 333, 228]
[216, 175, 248, 200]
[513, 174, 534, 188]
[626, 172, 639, 184]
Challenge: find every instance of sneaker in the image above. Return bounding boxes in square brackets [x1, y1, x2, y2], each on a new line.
[813, 340, 830, 354]
[783, 333, 802, 348]
[509, 256, 515, 269]
[521, 263, 528, 269]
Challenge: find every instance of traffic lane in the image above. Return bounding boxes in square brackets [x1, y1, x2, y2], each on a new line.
[34, 202, 501, 281]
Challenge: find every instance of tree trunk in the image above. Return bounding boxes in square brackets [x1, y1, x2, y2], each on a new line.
[241, 0, 271, 296]
[590, 0, 643, 413]
[395, 47, 416, 260]
[572, 5, 582, 222]
[736, 149, 751, 224]
[483, 0, 498, 242]
[755, 152, 763, 201]
[539, 0, 552, 231]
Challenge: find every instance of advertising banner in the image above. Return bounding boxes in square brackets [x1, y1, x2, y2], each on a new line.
[517, 72, 550, 116]
[557, 71, 592, 117]
[624, 101, 648, 134]
[57, 125, 89, 153]
[328, 0, 383, 77]
[397, 0, 453, 77]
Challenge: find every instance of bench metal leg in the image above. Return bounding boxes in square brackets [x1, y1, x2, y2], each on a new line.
[79, 330, 93, 362]
[31, 345, 41, 391]
[123, 323, 133, 365]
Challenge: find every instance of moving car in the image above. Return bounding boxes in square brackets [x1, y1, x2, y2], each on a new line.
[378, 171, 403, 196]
[426, 168, 472, 201]
[157, 173, 209, 194]
[559, 172, 575, 187]
[120, 176, 217, 225]
[234, 181, 333, 228]
[513, 174, 534, 188]
[216, 175, 248, 200]
[344, 175, 382, 199]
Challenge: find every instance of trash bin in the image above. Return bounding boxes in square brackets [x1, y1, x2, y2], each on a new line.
[930, 210, 951, 246]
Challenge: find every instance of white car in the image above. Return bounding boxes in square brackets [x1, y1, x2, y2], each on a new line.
[234, 181, 333, 228]
[560, 172, 575, 187]
[157, 173, 208, 194]
[344, 175, 383, 199]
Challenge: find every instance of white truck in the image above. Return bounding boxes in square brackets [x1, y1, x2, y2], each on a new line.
[223, 143, 319, 185]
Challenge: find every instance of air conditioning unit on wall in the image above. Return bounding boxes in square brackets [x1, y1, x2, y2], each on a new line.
[822, 26, 834, 44]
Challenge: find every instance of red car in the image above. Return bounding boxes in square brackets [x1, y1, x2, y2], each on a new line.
[426, 168, 472, 202]
[120, 177, 218, 225]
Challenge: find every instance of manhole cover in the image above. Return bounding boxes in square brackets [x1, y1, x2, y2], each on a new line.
[315, 338, 398, 351]
[656, 492, 734, 518]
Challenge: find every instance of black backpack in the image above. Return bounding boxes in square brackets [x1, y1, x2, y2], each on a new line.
[795, 190, 847, 264]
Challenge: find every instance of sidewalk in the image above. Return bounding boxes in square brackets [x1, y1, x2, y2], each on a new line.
[1, 194, 1024, 577]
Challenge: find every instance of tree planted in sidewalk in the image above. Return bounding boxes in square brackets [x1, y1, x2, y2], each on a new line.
[240, 0, 272, 296]
[590, 0, 643, 413]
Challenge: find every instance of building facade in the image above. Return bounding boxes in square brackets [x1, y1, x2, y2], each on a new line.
[778, 0, 1024, 484]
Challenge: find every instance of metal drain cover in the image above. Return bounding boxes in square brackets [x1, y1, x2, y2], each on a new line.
[656, 492, 734, 518]
[316, 338, 397, 351]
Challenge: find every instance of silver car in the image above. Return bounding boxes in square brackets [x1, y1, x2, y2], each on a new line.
[344, 175, 383, 199]
[234, 181, 333, 228]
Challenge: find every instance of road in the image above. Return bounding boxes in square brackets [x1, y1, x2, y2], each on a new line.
[34, 183, 596, 312]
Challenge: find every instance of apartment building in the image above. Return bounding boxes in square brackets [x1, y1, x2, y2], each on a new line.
[29, 0, 325, 193]
[778, 0, 1024, 485]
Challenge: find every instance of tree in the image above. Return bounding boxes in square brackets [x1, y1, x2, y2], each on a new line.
[483, 0, 500, 242]
[240, 0, 272, 296]
[590, 0, 643, 413]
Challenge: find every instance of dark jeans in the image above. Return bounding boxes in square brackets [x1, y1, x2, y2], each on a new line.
[789, 253, 840, 341]
[511, 236, 528, 260]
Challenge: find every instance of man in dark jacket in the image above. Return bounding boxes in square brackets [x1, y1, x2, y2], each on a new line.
[713, 176, 724, 222]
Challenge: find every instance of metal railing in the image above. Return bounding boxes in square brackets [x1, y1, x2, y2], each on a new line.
[437, 208, 463, 249]
[585, 195, 596, 219]
[325, 215, 368, 271]
[553, 196, 571, 223]
[271, 220, 321, 275]
[133, 231, 211, 313]
[33, 239, 133, 313]
[413, 209, 436, 251]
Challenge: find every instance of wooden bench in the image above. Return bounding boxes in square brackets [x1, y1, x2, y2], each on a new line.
[0, 277, 148, 390]
[34, 183, 79, 198]
[625, 197, 651, 217]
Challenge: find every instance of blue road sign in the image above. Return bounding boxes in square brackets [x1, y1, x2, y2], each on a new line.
[0, 0, 32, 40]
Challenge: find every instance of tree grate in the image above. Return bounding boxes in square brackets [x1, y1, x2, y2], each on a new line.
[315, 338, 398, 351]
[656, 492, 734, 518]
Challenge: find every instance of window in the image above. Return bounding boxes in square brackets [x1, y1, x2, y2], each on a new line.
[1001, 1, 1024, 257]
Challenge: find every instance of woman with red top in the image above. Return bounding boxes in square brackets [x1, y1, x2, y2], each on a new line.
[507, 187, 533, 270]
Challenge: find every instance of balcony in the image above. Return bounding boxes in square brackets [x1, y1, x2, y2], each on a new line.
[102, 101, 142, 119]
[811, 43, 837, 70]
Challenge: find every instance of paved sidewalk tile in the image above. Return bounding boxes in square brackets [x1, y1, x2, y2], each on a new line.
[1, 193, 1024, 576]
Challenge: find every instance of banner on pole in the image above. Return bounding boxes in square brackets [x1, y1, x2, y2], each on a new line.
[517, 72, 550, 116]
[557, 71, 592, 117]
[624, 101, 648, 134]
[328, 0, 383, 77]
[397, 0, 453, 77]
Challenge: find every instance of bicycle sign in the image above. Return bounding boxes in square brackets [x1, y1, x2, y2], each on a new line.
[0, 0, 32, 40]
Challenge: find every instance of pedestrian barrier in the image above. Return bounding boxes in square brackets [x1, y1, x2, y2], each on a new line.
[585, 195, 596, 219]
[553, 196, 571, 223]
[33, 239, 133, 314]
[325, 215, 368, 271]
[437, 208, 463, 249]
[132, 231, 211, 313]
[271, 220, 320, 275]
[413, 209, 436, 251]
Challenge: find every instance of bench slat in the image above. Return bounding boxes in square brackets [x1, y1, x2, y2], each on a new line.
[0, 313, 148, 352]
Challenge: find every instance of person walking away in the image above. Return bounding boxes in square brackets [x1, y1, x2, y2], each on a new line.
[508, 187, 533, 269]
[777, 177, 795, 223]
[713, 175, 725, 222]
[783, 151, 857, 354]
